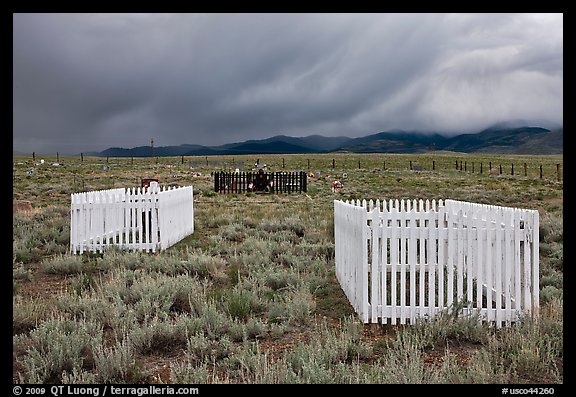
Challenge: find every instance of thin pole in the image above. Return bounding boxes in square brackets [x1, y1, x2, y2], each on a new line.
[540, 164, 543, 179]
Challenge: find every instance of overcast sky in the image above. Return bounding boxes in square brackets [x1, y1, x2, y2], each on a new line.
[13, 13, 563, 155]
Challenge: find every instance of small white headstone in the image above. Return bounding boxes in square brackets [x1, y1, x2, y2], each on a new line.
[149, 181, 159, 192]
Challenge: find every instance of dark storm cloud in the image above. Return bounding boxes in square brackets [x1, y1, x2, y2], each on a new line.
[13, 13, 563, 154]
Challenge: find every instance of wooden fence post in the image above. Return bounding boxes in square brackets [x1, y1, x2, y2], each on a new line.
[410, 160, 413, 170]
[80, 153, 83, 163]
[472, 162, 474, 173]
[540, 164, 543, 179]
[557, 164, 561, 181]
[432, 160, 435, 171]
[511, 164, 514, 175]
[455, 160, 458, 170]
[32, 152, 35, 162]
[307, 159, 310, 169]
[480, 162, 483, 174]
[464, 161, 467, 172]
[524, 163, 527, 177]
[358, 160, 361, 169]
[283, 158, 285, 169]
[383, 161, 386, 170]
[57, 152, 59, 162]
[332, 159, 335, 169]
[499, 165, 502, 175]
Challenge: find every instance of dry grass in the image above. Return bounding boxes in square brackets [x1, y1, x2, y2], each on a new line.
[13, 152, 562, 384]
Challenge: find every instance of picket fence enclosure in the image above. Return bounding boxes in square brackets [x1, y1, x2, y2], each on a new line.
[334, 198, 539, 328]
[70, 182, 194, 254]
[214, 171, 307, 194]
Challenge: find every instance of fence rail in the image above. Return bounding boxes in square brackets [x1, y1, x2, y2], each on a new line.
[334, 198, 539, 328]
[70, 182, 194, 254]
[214, 171, 307, 194]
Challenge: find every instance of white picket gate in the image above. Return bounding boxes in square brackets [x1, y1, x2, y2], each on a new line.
[70, 182, 194, 254]
[334, 198, 539, 328]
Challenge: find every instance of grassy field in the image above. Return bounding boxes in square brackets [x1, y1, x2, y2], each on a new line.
[12, 152, 563, 384]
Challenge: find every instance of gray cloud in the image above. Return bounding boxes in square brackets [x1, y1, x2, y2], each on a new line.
[13, 13, 563, 154]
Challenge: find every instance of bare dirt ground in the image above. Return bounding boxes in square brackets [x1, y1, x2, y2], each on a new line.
[16, 263, 72, 299]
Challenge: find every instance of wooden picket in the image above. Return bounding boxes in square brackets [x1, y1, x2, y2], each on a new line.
[334, 198, 539, 328]
[214, 171, 307, 193]
[70, 183, 193, 254]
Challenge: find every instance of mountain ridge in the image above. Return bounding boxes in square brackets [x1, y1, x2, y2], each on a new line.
[87, 123, 563, 157]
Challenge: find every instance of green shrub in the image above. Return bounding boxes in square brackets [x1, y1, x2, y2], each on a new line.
[186, 333, 234, 364]
[286, 285, 316, 326]
[13, 263, 32, 281]
[171, 361, 211, 383]
[220, 289, 258, 321]
[17, 317, 102, 383]
[13, 297, 52, 335]
[41, 254, 86, 275]
[264, 270, 300, 291]
[539, 213, 563, 244]
[484, 314, 563, 382]
[70, 273, 94, 296]
[60, 369, 98, 384]
[540, 285, 563, 306]
[219, 223, 248, 242]
[540, 271, 563, 289]
[375, 332, 439, 383]
[92, 337, 139, 383]
[129, 317, 197, 355]
[410, 302, 490, 349]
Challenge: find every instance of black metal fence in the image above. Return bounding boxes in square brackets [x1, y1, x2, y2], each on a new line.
[214, 171, 307, 194]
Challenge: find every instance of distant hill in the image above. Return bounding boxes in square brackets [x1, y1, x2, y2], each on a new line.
[442, 127, 562, 153]
[218, 141, 317, 155]
[334, 131, 447, 153]
[217, 134, 352, 153]
[467, 128, 563, 154]
[91, 123, 563, 157]
[99, 144, 206, 157]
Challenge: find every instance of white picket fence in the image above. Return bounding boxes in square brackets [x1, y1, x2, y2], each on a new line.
[334, 198, 539, 328]
[70, 182, 194, 254]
